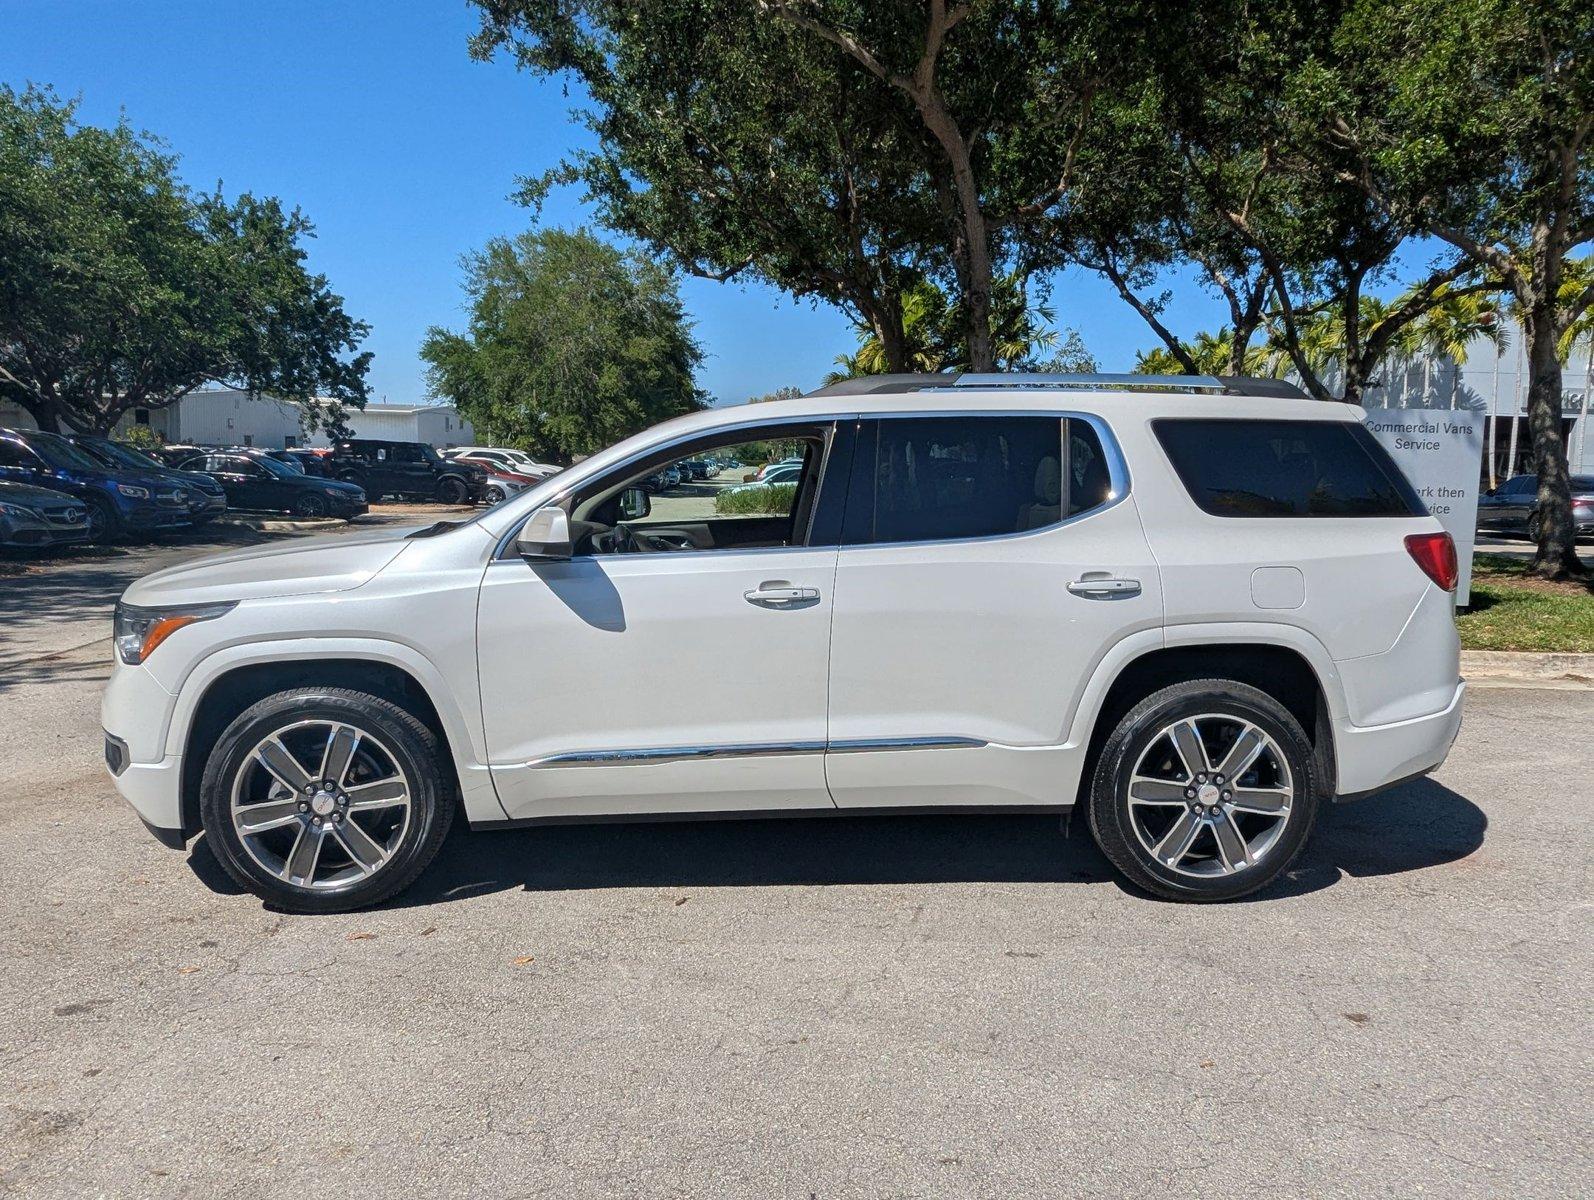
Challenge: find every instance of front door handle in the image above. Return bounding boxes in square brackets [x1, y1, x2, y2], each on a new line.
[744, 580, 821, 608]
[1067, 575, 1142, 598]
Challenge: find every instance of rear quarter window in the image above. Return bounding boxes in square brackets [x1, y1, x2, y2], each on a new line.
[1153, 418, 1425, 517]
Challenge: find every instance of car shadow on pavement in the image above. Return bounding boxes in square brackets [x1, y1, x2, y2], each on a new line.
[184, 774, 1487, 909]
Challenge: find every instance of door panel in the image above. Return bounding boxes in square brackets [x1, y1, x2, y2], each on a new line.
[823, 499, 1163, 808]
[822, 414, 1162, 809]
[478, 547, 839, 820]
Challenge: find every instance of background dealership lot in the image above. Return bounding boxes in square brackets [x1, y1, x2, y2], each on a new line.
[2, 518, 1590, 1198]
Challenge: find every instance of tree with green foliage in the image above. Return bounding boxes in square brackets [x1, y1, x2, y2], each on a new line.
[0, 85, 370, 435]
[824, 275, 1095, 381]
[472, 1, 1133, 372]
[420, 228, 706, 463]
[471, 0, 938, 373]
[1304, 0, 1591, 577]
[1062, 2, 1508, 403]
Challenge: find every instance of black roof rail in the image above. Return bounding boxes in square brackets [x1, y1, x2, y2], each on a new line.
[805, 371, 1310, 400]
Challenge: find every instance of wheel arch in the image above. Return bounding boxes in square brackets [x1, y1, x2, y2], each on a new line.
[171, 642, 498, 837]
[1068, 629, 1342, 822]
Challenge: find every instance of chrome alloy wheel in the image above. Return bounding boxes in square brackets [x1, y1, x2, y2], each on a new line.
[1125, 714, 1294, 878]
[229, 719, 412, 890]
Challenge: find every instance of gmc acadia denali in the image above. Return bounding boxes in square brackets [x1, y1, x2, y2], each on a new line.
[103, 373, 1464, 911]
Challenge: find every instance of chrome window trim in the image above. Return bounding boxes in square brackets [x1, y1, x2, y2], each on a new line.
[525, 736, 987, 769]
[840, 410, 1131, 551]
[490, 407, 1128, 561]
[491, 414, 852, 562]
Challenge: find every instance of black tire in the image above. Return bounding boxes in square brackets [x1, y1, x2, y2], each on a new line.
[485, 484, 506, 505]
[1087, 679, 1319, 903]
[436, 475, 469, 505]
[199, 688, 455, 913]
[293, 492, 329, 518]
[1527, 512, 1542, 542]
[85, 494, 123, 544]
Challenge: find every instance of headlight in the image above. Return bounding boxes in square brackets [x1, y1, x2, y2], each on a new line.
[113, 601, 236, 665]
[0, 502, 39, 519]
[324, 487, 344, 497]
[117, 484, 150, 499]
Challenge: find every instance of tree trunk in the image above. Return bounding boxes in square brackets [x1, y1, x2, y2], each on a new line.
[1523, 301, 1586, 578]
[914, 97, 994, 371]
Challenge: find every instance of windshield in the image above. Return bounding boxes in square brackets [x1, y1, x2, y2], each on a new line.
[254, 454, 297, 479]
[25, 432, 109, 472]
[90, 439, 164, 471]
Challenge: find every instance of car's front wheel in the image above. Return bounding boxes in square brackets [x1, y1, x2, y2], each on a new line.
[436, 476, 469, 505]
[293, 493, 329, 518]
[200, 688, 454, 913]
[85, 494, 123, 544]
[1087, 679, 1319, 902]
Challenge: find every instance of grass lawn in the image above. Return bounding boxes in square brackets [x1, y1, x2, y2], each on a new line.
[1458, 553, 1594, 652]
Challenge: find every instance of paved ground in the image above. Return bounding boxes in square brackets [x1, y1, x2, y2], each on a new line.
[1, 522, 1590, 1198]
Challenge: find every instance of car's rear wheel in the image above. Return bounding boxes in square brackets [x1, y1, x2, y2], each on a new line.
[436, 476, 469, 505]
[200, 689, 454, 913]
[1087, 679, 1318, 902]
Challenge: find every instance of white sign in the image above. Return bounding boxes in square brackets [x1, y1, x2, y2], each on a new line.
[1362, 407, 1485, 605]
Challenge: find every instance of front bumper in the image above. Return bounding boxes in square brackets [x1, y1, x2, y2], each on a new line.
[104, 661, 187, 844]
[1, 513, 92, 547]
[1334, 680, 1465, 798]
[126, 505, 194, 530]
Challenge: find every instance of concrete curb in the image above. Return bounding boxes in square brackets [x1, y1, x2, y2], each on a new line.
[210, 515, 347, 533]
[1461, 650, 1594, 689]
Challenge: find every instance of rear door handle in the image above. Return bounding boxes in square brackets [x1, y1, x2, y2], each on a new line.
[1067, 576, 1142, 598]
[744, 580, 821, 608]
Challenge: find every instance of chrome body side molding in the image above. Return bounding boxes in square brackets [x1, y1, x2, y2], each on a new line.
[526, 736, 988, 769]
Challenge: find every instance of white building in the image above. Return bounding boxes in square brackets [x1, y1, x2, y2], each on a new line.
[305, 403, 474, 449]
[0, 390, 473, 451]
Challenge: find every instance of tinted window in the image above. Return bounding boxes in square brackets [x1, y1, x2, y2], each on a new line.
[1154, 419, 1424, 518]
[845, 416, 1109, 545]
[21, 432, 104, 471]
[0, 439, 39, 468]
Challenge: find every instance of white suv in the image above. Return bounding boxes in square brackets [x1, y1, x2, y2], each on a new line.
[103, 373, 1464, 911]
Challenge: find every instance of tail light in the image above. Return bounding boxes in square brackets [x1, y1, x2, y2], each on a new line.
[1405, 532, 1458, 592]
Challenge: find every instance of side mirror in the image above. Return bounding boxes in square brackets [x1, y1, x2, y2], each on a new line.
[619, 486, 651, 521]
[516, 506, 572, 560]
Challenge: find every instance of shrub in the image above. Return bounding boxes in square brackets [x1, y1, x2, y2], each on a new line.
[715, 481, 797, 515]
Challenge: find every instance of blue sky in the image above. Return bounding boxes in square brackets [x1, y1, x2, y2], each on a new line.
[2, 1, 1231, 405]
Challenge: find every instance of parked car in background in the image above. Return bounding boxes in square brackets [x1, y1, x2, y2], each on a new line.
[445, 446, 561, 480]
[144, 445, 207, 469]
[66, 436, 228, 527]
[1476, 473, 1594, 540]
[265, 448, 330, 477]
[0, 428, 195, 542]
[482, 472, 530, 505]
[328, 439, 487, 504]
[103, 372, 1465, 912]
[0, 479, 92, 549]
[180, 451, 367, 519]
[727, 463, 804, 494]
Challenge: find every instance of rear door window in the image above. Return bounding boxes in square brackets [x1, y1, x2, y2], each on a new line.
[1153, 419, 1424, 517]
[842, 415, 1112, 545]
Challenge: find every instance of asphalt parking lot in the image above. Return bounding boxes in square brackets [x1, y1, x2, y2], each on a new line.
[1, 518, 1590, 1198]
